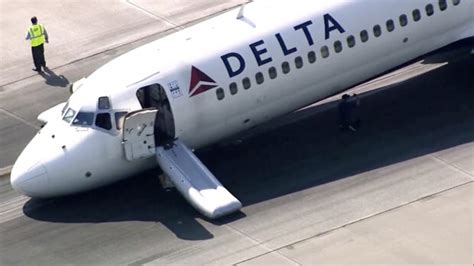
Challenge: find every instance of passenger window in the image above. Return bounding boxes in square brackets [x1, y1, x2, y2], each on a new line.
[216, 88, 225, 100]
[95, 113, 112, 130]
[268, 67, 277, 79]
[114, 112, 128, 130]
[426, 4, 434, 16]
[98, 96, 111, 110]
[334, 41, 342, 53]
[373, 25, 382, 37]
[243, 77, 251, 89]
[320, 46, 329, 58]
[413, 9, 421, 21]
[282, 61, 290, 74]
[347, 35, 356, 48]
[360, 30, 369, 42]
[295, 56, 303, 69]
[439, 0, 447, 10]
[73, 112, 94, 126]
[256, 72, 264, 84]
[399, 14, 408, 27]
[452, 0, 460, 6]
[307, 51, 316, 63]
[386, 20, 395, 32]
[229, 82, 238, 95]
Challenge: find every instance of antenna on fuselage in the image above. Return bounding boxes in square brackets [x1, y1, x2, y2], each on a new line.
[237, 5, 245, 20]
[236, 4, 256, 28]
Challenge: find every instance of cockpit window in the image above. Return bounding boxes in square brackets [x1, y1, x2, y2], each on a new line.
[98, 97, 111, 110]
[61, 102, 69, 116]
[95, 113, 112, 130]
[72, 112, 94, 126]
[62, 108, 76, 123]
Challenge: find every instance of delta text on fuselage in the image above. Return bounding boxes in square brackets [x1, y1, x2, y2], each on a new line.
[221, 13, 346, 78]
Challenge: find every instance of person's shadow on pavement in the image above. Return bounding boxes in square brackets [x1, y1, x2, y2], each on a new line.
[39, 67, 69, 87]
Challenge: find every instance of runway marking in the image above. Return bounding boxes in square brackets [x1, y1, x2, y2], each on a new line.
[0, 108, 41, 130]
[0, 166, 13, 178]
[0, 195, 29, 223]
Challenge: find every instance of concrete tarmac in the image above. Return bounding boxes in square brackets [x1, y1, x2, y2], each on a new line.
[0, 1, 473, 265]
[0, 0, 247, 86]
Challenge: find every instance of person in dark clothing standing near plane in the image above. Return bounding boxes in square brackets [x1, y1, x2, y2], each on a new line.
[338, 93, 360, 132]
[26, 16, 49, 72]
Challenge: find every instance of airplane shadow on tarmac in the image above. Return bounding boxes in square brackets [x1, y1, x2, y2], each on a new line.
[39, 67, 69, 87]
[23, 47, 474, 241]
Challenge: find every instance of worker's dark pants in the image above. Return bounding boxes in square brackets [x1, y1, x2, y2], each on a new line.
[31, 44, 46, 70]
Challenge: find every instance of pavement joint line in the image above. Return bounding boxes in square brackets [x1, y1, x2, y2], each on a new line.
[430, 154, 474, 179]
[233, 181, 473, 265]
[0, 108, 41, 130]
[224, 223, 273, 252]
[223, 223, 301, 266]
[125, 0, 183, 29]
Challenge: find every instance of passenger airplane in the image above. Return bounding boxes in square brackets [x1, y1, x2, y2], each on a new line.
[11, 0, 473, 218]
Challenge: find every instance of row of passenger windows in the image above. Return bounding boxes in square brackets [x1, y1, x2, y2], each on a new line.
[216, 0, 461, 101]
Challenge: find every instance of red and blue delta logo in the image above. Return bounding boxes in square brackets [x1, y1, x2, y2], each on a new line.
[189, 66, 219, 97]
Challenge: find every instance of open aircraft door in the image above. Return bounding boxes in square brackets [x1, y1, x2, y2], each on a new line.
[122, 109, 158, 161]
[122, 107, 241, 218]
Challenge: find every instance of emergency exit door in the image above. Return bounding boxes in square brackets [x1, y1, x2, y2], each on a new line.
[122, 109, 158, 161]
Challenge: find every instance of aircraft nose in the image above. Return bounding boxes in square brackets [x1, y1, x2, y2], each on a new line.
[11, 160, 49, 197]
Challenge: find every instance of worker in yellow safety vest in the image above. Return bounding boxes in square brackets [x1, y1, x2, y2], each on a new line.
[25, 16, 49, 72]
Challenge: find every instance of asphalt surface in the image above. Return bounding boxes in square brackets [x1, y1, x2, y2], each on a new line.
[0, 1, 473, 265]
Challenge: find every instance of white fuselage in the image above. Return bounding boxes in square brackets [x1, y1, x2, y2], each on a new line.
[11, 0, 474, 197]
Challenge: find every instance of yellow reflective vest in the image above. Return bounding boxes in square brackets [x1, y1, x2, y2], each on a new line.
[29, 24, 45, 47]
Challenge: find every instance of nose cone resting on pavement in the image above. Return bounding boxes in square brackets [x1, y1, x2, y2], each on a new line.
[11, 160, 49, 198]
[11, 139, 50, 198]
